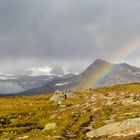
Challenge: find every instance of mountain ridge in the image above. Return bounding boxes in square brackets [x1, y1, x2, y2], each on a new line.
[1, 59, 140, 96]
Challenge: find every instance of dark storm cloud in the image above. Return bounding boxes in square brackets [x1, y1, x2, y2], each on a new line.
[0, 0, 140, 72]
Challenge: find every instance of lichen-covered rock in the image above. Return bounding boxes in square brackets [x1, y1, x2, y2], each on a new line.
[43, 123, 56, 131]
[49, 91, 65, 101]
[86, 117, 140, 138]
[49, 90, 74, 101]
[16, 136, 29, 139]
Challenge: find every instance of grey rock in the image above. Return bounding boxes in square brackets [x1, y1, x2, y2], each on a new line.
[86, 117, 140, 138]
[50, 90, 74, 102]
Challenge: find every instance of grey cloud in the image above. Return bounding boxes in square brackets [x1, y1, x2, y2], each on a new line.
[0, 0, 140, 72]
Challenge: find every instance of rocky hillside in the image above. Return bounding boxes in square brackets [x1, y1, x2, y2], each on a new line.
[0, 83, 140, 140]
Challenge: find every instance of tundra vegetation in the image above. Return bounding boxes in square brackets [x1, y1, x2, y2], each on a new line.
[0, 83, 140, 140]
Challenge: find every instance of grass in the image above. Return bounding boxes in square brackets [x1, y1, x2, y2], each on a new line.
[0, 82, 140, 139]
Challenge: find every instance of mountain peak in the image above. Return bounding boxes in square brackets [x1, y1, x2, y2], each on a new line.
[81, 59, 110, 76]
[94, 58, 106, 63]
[92, 59, 111, 66]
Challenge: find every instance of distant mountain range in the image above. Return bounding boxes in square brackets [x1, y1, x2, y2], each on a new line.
[1, 59, 140, 96]
[0, 65, 75, 95]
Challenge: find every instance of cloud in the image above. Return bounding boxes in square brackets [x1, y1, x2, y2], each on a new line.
[0, 0, 140, 72]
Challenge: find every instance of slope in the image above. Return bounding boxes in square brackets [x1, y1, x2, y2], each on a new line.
[0, 83, 140, 139]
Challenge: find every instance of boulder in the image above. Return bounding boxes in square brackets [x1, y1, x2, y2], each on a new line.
[49, 91, 66, 101]
[49, 90, 74, 102]
[86, 117, 140, 138]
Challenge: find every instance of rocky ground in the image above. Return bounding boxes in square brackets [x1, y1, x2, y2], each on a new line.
[0, 83, 140, 140]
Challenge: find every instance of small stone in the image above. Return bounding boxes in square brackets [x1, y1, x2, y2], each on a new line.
[57, 101, 62, 105]
[16, 136, 29, 139]
[59, 104, 66, 107]
[43, 123, 56, 131]
[53, 136, 61, 139]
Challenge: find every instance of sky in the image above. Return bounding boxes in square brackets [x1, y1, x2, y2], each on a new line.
[0, 0, 140, 73]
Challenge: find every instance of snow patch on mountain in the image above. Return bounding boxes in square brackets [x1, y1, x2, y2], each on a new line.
[0, 76, 19, 80]
[133, 71, 140, 75]
[0, 72, 19, 80]
[128, 69, 132, 73]
[55, 82, 69, 87]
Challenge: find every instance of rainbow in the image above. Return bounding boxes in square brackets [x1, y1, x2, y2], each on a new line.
[79, 37, 140, 89]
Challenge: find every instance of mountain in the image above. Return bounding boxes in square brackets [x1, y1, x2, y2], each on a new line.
[0, 74, 57, 94]
[0, 65, 70, 95]
[4, 59, 140, 96]
[77, 58, 140, 88]
[0, 73, 77, 96]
